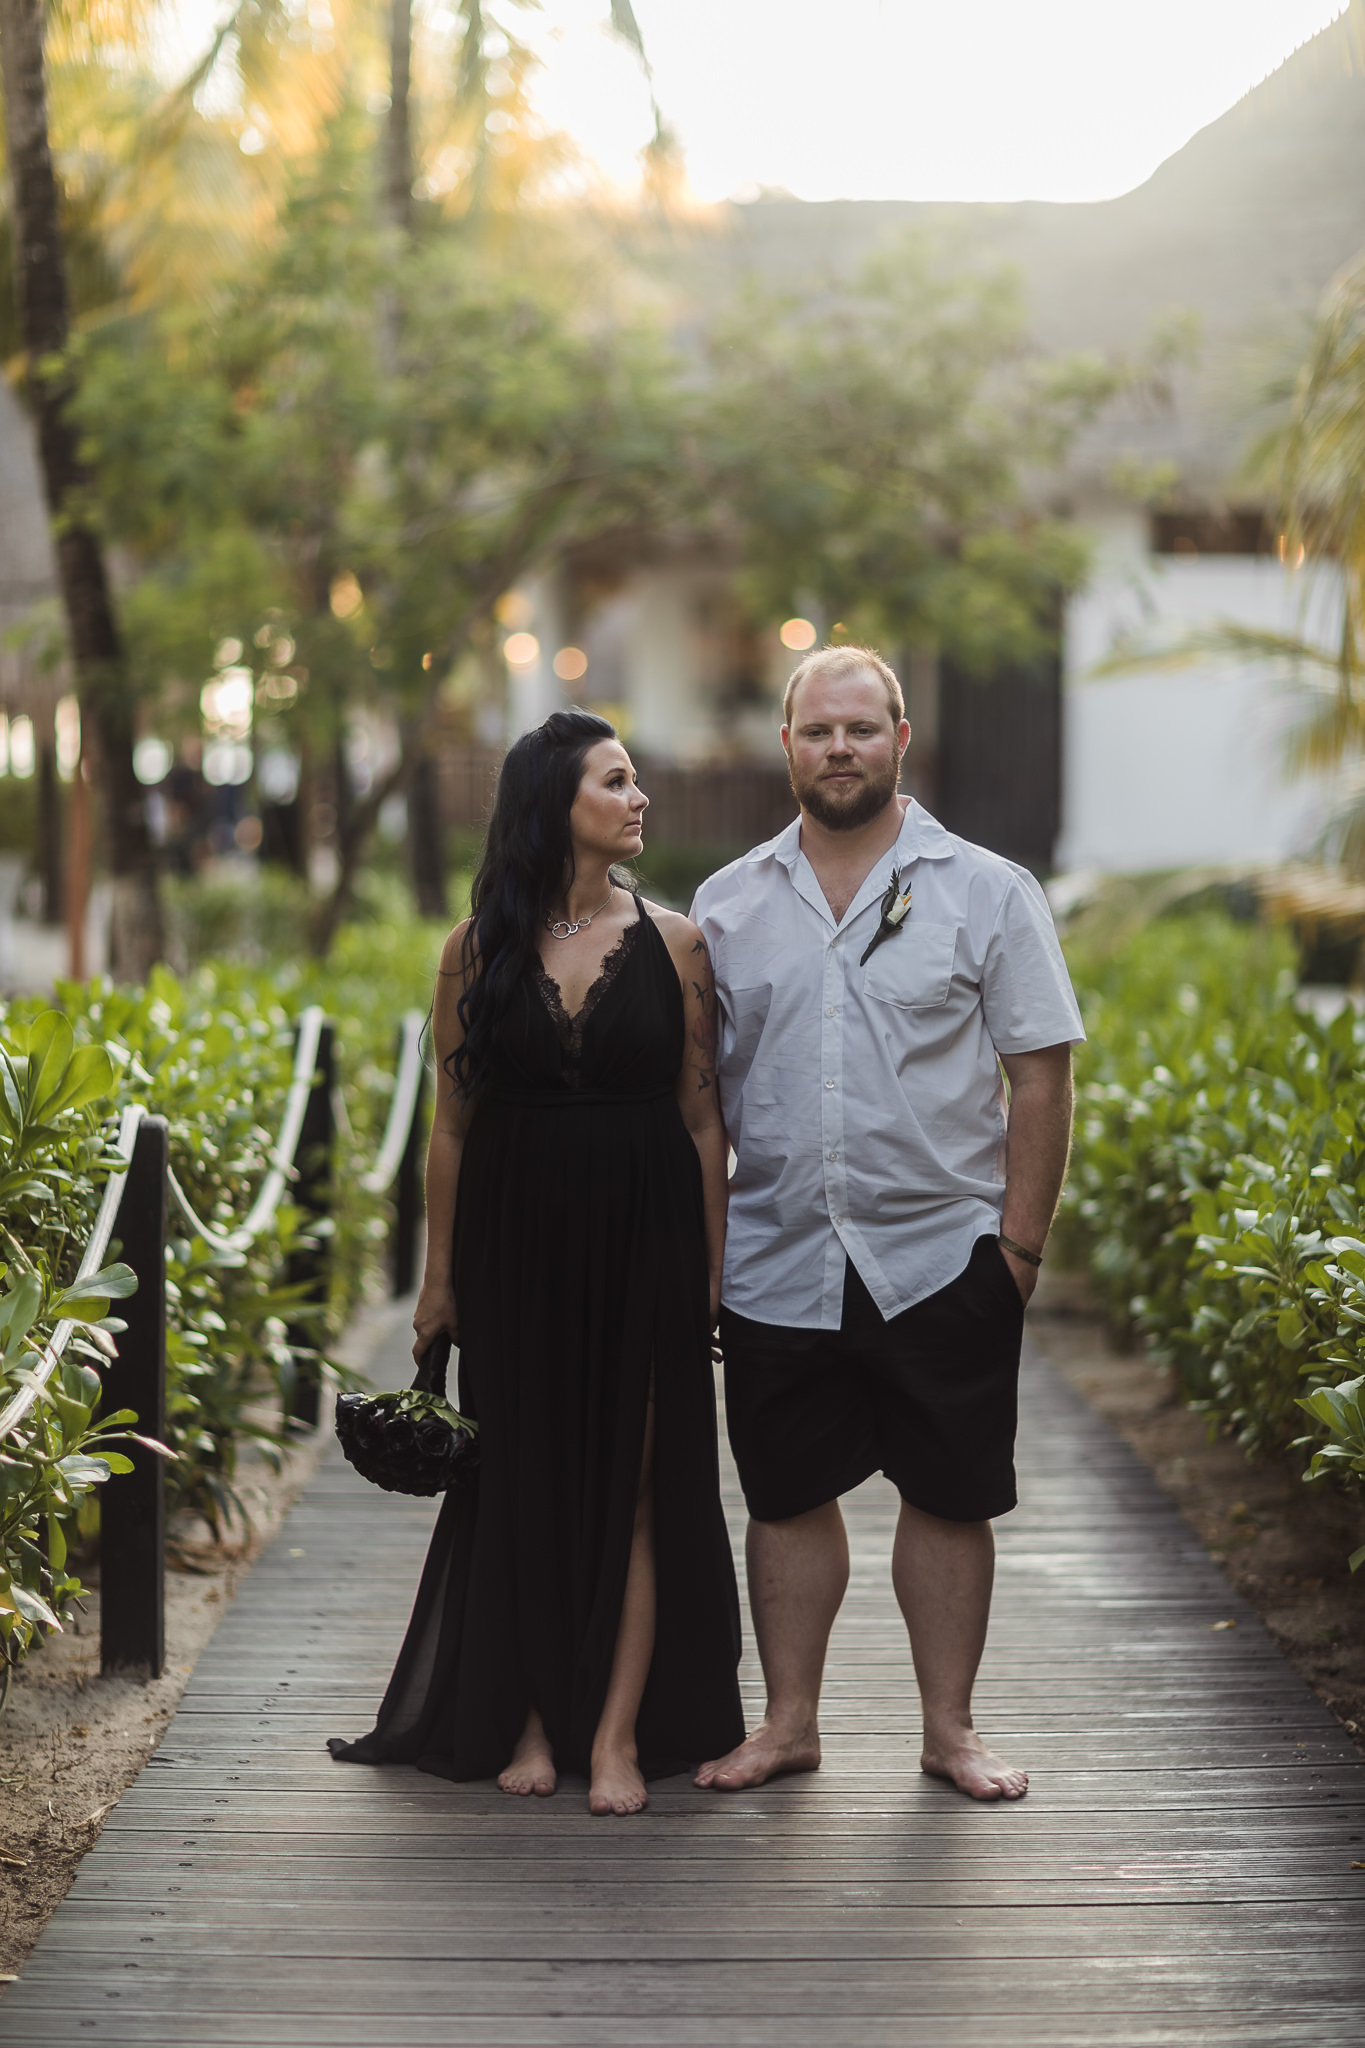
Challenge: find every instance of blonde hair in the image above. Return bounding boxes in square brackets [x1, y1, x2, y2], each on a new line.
[782, 643, 905, 729]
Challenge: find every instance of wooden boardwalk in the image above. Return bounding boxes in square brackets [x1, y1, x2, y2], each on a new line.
[5, 1319, 1365, 2047]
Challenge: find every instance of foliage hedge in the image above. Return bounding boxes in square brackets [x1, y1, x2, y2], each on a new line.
[1062, 911, 1365, 1564]
[0, 920, 443, 1676]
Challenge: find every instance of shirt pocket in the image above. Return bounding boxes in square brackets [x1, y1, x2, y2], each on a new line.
[863, 922, 959, 1009]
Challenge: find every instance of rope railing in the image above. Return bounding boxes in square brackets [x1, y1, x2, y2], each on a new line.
[0, 1100, 147, 1444]
[164, 1004, 327, 1256]
[362, 1010, 427, 1197]
[0, 1008, 430, 1676]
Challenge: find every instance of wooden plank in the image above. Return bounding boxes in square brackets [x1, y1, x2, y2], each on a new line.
[4, 1332, 1364, 2047]
[7, 2012, 1365, 2048]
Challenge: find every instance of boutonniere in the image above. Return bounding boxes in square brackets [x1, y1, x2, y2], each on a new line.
[859, 867, 913, 966]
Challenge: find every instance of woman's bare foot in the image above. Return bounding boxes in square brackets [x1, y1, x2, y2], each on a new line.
[589, 1743, 648, 1815]
[498, 1710, 557, 1797]
[920, 1729, 1028, 1801]
[694, 1717, 821, 1791]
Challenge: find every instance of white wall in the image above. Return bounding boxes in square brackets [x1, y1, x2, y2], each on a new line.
[1057, 518, 1345, 874]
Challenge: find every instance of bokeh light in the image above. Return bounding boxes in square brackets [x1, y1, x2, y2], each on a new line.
[203, 742, 253, 787]
[133, 737, 173, 786]
[201, 670, 254, 737]
[553, 646, 589, 681]
[504, 632, 541, 667]
[779, 618, 817, 652]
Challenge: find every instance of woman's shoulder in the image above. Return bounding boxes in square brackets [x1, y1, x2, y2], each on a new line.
[438, 918, 475, 979]
[639, 899, 708, 965]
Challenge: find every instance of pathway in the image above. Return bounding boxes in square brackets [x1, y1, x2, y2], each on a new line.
[4, 1322, 1364, 2046]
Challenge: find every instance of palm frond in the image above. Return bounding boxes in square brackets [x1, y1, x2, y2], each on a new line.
[1088, 620, 1345, 683]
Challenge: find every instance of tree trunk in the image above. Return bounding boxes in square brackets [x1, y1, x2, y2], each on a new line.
[35, 722, 62, 922]
[0, 0, 163, 980]
[407, 748, 448, 920]
[386, 0, 414, 233]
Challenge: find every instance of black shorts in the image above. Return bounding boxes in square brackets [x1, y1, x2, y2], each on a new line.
[720, 1234, 1024, 1525]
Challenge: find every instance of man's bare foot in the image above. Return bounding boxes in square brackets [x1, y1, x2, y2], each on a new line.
[920, 1730, 1028, 1801]
[694, 1718, 821, 1791]
[498, 1714, 557, 1797]
[589, 1745, 648, 1815]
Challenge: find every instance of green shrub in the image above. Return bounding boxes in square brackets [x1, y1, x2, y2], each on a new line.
[0, 1014, 149, 1672]
[1063, 911, 1365, 1558]
[0, 917, 447, 1677]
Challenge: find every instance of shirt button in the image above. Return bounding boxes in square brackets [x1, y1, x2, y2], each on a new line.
[826, 1006, 836, 1016]
[833, 1216, 845, 1226]
[824, 1078, 835, 1089]
[827, 1150, 838, 1161]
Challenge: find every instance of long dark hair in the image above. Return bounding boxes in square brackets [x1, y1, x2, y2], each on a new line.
[448, 708, 620, 1099]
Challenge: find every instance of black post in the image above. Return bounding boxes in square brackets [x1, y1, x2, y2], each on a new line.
[392, 1030, 428, 1297]
[99, 1114, 168, 1679]
[286, 1022, 334, 1428]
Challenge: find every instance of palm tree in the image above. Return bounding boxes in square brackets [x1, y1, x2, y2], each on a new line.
[1268, 256, 1365, 866]
[1094, 257, 1365, 872]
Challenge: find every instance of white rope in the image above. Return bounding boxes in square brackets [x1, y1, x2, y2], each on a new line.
[0, 1001, 423, 1445]
[361, 1011, 427, 1196]
[0, 1102, 146, 1443]
[163, 1006, 326, 1255]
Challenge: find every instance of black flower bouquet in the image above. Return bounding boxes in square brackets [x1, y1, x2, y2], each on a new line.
[334, 1334, 478, 1497]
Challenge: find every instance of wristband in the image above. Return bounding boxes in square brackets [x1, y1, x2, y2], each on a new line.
[998, 1233, 1043, 1268]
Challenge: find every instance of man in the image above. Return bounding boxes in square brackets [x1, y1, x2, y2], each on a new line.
[691, 644, 1083, 1802]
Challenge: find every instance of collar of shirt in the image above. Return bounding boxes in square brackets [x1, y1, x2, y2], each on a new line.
[768, 798, 957, 932]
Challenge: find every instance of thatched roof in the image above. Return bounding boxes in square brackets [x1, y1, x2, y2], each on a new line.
[699, 6, 1365, 502]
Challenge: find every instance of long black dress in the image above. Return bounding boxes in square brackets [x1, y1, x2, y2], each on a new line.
[329, 895, 745, 1781]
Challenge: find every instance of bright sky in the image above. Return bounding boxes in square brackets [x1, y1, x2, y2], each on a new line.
[164, 0, 1349, 205]
[526, 0, 1347, 203]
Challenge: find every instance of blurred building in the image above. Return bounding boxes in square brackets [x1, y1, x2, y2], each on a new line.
[4, 11, 1365, 878]
[512, 7, 1365, 873]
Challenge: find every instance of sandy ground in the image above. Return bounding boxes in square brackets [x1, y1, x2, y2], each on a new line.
[0, 1291, 416, 1985]
[1030, 1267, 1365, 1753]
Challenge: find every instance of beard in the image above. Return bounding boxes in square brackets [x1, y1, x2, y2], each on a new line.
[788, 748, 902, 831]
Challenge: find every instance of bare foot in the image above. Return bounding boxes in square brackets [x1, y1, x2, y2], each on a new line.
[498, 1713, 557, 1797]
[694, 1718, 821, 1791]
[920, 1730, 1028, 1802]
[589, 1745, 648, 1816]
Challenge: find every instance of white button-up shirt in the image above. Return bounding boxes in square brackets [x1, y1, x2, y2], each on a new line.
[692, 801, 1085, 1329]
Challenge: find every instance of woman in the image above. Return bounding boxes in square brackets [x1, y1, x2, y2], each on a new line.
[329, 710, 745, 1814]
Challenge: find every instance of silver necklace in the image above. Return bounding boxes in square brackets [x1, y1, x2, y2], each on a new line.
[546, 884, 615, 941]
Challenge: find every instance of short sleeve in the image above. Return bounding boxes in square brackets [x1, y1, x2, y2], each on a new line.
[980, 870, 1086, 1054]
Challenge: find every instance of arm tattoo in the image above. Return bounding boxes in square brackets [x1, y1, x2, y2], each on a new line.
[690, 988, 717, 1092]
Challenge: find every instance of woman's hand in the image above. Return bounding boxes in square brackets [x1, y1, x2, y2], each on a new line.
[413, 1281, 459, 1362]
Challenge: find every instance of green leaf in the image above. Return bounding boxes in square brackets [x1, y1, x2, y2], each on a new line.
[1276, 1308, 1309, 1349]
[56, 1454, 115, 1486]
[24, 1011, 76, 1119]
[0, 1269, 44, 1356]
[7, 1580, 61, 1629]
[48, 1043, 116, 1116]
[51, 1262, 138, 1316]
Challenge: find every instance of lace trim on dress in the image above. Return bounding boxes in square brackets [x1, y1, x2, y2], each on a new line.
[534, 915, 642, 1074]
